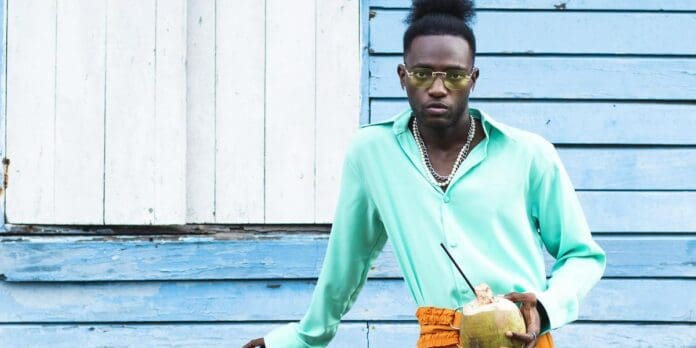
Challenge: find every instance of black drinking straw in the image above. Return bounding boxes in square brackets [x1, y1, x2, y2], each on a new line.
[440, 243, 477, 294]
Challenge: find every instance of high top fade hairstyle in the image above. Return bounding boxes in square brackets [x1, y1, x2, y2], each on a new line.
[403, 0, 476, 60]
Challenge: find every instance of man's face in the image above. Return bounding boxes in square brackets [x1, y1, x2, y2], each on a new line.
[398, 35, 478, 129]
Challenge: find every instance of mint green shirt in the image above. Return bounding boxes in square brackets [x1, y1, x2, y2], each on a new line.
[265, 109, 606, 347]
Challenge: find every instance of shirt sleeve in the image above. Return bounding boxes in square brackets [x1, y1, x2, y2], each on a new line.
[530, 142, 607, 332]
[264, 155, 388, 347]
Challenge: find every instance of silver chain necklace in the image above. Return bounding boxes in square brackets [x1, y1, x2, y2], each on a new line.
[412, 114, 476, 187]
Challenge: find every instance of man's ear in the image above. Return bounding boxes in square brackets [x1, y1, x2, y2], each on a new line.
[470, 67, 480, 92]
[397, 64, 406, 90]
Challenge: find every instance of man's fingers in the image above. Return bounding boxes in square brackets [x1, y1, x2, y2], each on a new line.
[506, 330, 536, 343]
[504, 292, 536, 305]
[242, 338, 265, 348]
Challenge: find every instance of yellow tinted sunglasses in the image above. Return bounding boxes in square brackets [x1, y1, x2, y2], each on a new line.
[401, 64, 476, 90]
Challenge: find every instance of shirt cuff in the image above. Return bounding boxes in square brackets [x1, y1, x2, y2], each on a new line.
[535, 287, 579, 331]
[264, 323, 308, 348]
[536, 299, 551, 334]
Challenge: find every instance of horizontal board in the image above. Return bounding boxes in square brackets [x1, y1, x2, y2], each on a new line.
[1, 323, 694, 347]
[371, 10, 696, 54]
[0, 279, 692, 322]
[368, 323, 696, 347]
[0, 323, 367, 347]
[370, 0, 696, 11]
[0, 235, 693, 281]
[560, 148, 696, 190]
[581, 192, 696, 232]
[370, 56, 696, 100]
[370, 100, 696, 145]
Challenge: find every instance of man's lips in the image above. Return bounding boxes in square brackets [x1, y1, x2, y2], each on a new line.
[425, 102, 449, 115]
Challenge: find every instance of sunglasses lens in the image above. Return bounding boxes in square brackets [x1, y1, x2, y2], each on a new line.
[444, 77, 470, 90]
[407, 68, 435, 88]
[444, 70, 471, 90]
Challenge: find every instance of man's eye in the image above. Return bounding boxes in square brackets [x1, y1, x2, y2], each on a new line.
[414, 72, 430, 79]
[447, 73, 464, 80]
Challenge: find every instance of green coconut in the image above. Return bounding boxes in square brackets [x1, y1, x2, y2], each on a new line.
[459, 284, 527, 348]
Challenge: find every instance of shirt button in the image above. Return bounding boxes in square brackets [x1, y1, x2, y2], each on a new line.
[450, 242, 458, 248]
[443, 196, 451, 203]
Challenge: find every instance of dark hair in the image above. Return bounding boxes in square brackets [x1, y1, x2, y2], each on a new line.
[403, 0, 476, 57]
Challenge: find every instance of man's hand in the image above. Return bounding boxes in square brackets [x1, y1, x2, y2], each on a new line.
[242, 337, 265, 348]
[503, 292, 541, 348]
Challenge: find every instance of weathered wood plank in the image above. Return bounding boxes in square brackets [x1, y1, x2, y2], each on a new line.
[153, 0, 187, 223]
[562, 148, 696, 190]
[370, 0, 696, 11]
[185, 0, 216, 223]
[315, 0, 362, 223]
[1, 235, 692, 281]
[104, 0, 156, 223]
[370, 10, 696, 54]
[367, 323, 696, 347]
[0, 279, 692, 322]
[104, 0, 187, 224]
[581, 192, 696, 232]
[370, 56, 696, 100]
[215, 0, 265, 223]
[53, 0, 105, 224]
[265, 0, 316, 223]
[370, 100, 696, 145]
[5, 0, 56, 224]
[0, 323, 368, 347]
[0, 0, 6, 228]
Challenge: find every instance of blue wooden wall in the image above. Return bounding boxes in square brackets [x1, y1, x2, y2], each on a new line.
[1, 1, 695, 347]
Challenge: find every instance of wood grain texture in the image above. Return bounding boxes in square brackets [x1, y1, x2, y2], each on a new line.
[370, 100, 696, 145]
[1, 235, 692, 281]
[5, 0, 56, 223]
[265, 0, 316, 223]
[370, 56, 696, 100]
[370, 10, 696, 54]
[370, 0, 696, 10]
[0, 322, 694, 347]
[215, 0, 265, 223]
[104, 0, 186, 224]
[53, 0, 105, 224]
[104, 0, 157, 224]
[153, 0, 187, 223]
[0, 323, 368, 347]
[185, 0, 216, 223]
[315, 0, 362, 223]
[580, 192, 696, 232]
[0, 0, 6, 228]
[0, 279, 692, 322]
[367, 323, 696, 347]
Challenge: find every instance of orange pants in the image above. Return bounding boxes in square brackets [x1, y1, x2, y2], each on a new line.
[416, 306, 554, 348]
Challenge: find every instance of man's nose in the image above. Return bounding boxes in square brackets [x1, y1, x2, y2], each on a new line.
[427, 75, 447, 96]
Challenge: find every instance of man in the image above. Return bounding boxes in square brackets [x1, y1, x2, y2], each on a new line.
[245, 1, 605, 347]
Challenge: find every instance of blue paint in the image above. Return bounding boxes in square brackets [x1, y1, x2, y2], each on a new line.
[369, 100, 696, 145]
[360, 0, 371, 124]
[370, 10, 696, 54]
[0, 323, 368, 347]
[370, 56, 696, 99]
[368, 323, 696, 347]
[1, 235, 694, 282]
[0, 279, 693, 322]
